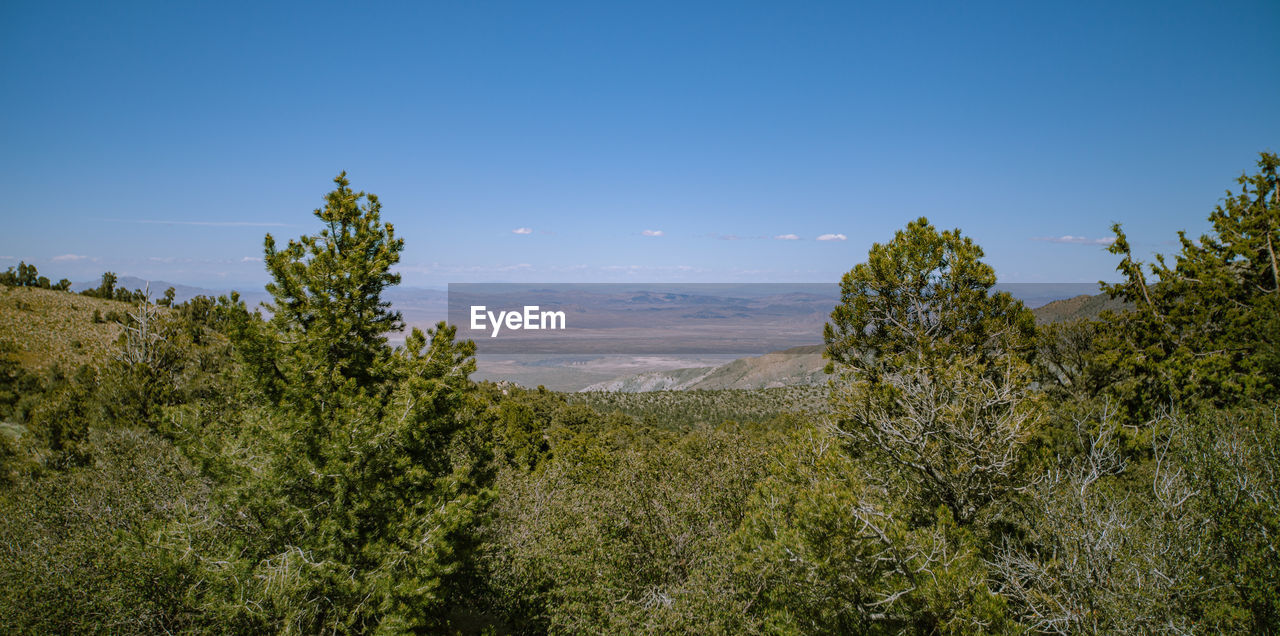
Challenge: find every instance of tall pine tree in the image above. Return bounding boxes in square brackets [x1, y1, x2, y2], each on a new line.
[176, 173, 490, 633]
[262, 172, 405, 410]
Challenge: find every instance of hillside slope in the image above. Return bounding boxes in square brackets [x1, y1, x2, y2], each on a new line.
[1031, 293, 1131, 324]
[0, 287, 128, 372]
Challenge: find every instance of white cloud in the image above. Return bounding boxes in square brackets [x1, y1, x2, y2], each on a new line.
[241, 256, 262, 263]
[816, 233, 847, 241]
[774, 233, 800, 240]
[52, 254, 88, 262]
[1032, 235, 1116, 245]
[641, 229, 664, 237]
[0, 255, 14, 260]
[512, 227, 533, 235]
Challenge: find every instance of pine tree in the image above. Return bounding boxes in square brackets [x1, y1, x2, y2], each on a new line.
[262, 172, 405, 410]
[824, 217, 1037, 525]
[185, 173, 491, 632]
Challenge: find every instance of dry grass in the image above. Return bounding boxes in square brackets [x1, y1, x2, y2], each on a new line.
[0, 286, 130, 372]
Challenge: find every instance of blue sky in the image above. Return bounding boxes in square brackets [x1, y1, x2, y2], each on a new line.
[2, 1, 1277, 289]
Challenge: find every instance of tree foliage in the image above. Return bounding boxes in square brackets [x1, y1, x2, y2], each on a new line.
[824, 217, 1037, 526]
[152, 173, 491, 633]
[261, 171, 405, 405]
[1101, 152, 1280, 416]
[0, 261, 70, 291]
[824, 216, 1035, 375]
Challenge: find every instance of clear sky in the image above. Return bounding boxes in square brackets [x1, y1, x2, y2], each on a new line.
[2, 1, 1277, 289]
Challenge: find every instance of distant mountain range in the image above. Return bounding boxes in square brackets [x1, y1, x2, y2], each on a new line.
[577, 292, 1130, 393]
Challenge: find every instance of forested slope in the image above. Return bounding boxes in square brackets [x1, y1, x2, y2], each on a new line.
[2, 156, 1277, 633]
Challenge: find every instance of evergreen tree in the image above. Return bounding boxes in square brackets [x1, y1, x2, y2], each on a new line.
[17, 262, 37, 287]
[261, 171, 405, 410]
[824, 217, 1037, 525]
[82, 271, 118, 299]
[1101, 152, 1280, 416]
[177, 173, 490, 632]
[0, 262, 57, 288]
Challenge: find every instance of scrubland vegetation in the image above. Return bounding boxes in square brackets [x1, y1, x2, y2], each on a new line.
[2, 156, 1278, 634]
[572, 384, 830, 427]
[0, 286, 125, 371]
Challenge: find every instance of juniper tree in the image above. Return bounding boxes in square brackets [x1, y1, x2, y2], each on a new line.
[1101, 152, 1280, 416]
